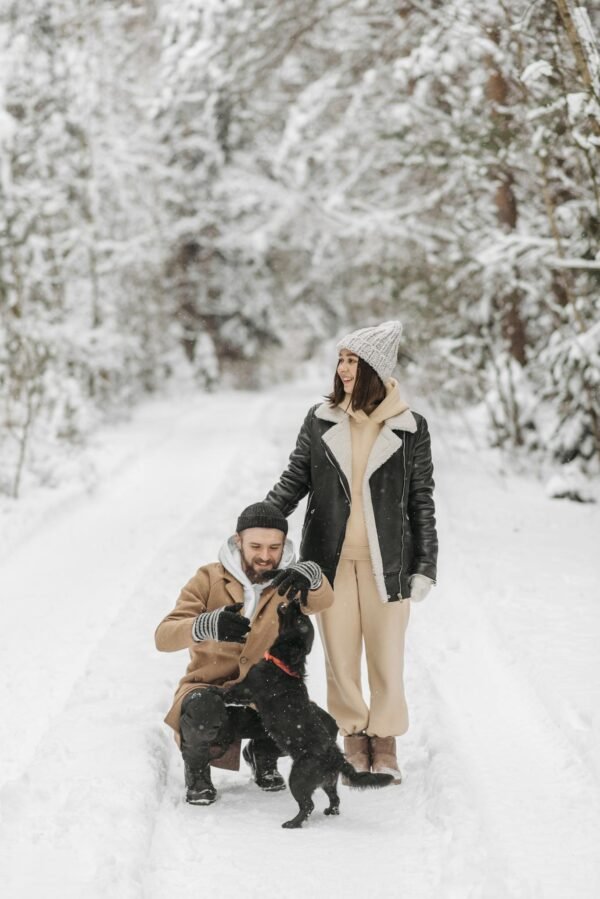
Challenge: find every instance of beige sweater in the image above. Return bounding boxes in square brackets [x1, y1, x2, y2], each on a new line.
[340, 379, 409, 558]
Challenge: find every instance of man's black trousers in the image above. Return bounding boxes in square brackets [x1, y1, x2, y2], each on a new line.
[180, 689, 281, 768]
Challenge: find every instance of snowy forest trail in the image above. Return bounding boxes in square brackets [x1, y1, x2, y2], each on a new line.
[0, 380, 599, 899]
[0, 389, 277, 787]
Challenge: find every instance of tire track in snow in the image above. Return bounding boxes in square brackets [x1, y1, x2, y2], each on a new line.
[0, 388, 292, 897]
[0, 390, 275, 787]
[423, 409, 600, 898]
[411, 589, 600, 898]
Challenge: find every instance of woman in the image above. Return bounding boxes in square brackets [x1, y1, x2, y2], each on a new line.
[265, 320, 438, 782]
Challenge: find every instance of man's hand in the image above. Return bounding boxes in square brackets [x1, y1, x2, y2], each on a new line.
[269, 561, 322, 605]
[216, 603, 251, 642]
[193, 602, 251, 643]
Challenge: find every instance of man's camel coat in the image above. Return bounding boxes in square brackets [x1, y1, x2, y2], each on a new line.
[155, 562, 334, 767]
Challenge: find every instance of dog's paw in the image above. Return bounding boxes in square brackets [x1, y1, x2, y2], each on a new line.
[282, 819, 303, 828]
[323, 806, 340, 816]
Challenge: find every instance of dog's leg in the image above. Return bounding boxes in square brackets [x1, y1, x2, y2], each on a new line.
[322, 772, 340, 817]
[282, 803, 314, 829]
[281, 760, 317, 829]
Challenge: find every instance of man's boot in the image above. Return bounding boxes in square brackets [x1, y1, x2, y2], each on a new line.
[180, 689, 229, 805]
[342, 733, 370, 785]
[370, 736, 402, 784]
[243, 740, 286, 792]
[184, 761, 217, 805]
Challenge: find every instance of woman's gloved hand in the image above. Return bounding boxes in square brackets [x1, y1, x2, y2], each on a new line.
[409, 574, 434, 603]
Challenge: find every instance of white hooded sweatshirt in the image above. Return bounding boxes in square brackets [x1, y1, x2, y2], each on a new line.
[217, 535, 296, 620]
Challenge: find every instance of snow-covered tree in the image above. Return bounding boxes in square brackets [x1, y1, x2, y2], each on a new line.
[0, 0, 170, 496]
[2, 0, 599, 496]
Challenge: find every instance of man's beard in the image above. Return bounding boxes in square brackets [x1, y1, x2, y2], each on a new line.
[241, 556, 280, 584]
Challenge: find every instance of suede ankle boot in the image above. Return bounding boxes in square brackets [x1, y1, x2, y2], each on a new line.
[370, 736, 402, 784]
[342, 733, 370, 785]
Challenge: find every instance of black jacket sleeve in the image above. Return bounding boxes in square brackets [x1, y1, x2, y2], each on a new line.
[264, 406, 315, 516]
[407, 417, 438, 582]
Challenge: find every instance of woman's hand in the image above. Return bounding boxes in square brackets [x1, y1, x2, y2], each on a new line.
[409, 574, 434, 603]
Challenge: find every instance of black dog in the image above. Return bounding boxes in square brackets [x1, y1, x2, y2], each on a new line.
[222, 600, 393, 828]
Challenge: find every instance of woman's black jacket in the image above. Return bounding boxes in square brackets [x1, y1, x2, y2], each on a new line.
[265, 402, 438, 601]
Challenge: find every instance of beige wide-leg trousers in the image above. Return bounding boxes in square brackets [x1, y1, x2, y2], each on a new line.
[317, 557, 410, 737]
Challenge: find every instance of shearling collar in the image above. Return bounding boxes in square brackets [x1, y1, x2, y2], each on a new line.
[315, 401, 418, 433]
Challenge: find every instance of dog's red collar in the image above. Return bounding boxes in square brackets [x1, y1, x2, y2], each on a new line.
[263, 651, 301, 679]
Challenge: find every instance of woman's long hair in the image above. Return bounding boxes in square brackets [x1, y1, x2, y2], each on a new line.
[327, 357, 386, 413]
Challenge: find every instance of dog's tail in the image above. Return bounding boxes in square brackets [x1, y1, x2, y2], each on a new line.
[339, 761, 393, 789]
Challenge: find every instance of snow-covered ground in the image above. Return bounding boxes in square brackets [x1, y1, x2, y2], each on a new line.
[1, 372, 599, 899]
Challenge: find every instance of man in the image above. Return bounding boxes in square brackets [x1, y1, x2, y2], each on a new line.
[155, 502, 334, 805]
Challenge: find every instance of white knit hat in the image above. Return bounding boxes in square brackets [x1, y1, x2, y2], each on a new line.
[336, 320, 403, 383]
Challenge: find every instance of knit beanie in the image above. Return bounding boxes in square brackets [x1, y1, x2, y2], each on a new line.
[336, 320, 403, 383]
[236, 502, 288, 535]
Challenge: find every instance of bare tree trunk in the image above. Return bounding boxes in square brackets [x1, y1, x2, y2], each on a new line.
[12, 380, 34, 499]
[554, 0, 600, 115]
[485, 54, 528, 368]
[500, 290, 527, 369]
[10, 339, 42, 499]
[484, 333, 524, 447]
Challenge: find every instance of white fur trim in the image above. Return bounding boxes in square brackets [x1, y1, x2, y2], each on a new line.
[386, 409, 418, 432]
[315, 403, 346, 423]
[315, 402, 417, 433]
[320, 417, 353, 488]
[365, 426, 403, 477]
[362, 426, 404, 603]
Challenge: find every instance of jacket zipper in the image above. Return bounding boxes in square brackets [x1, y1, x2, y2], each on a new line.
[323, 445, 351, 504]
[399, 443, 407, 594]
[323, 445, 351, 564]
